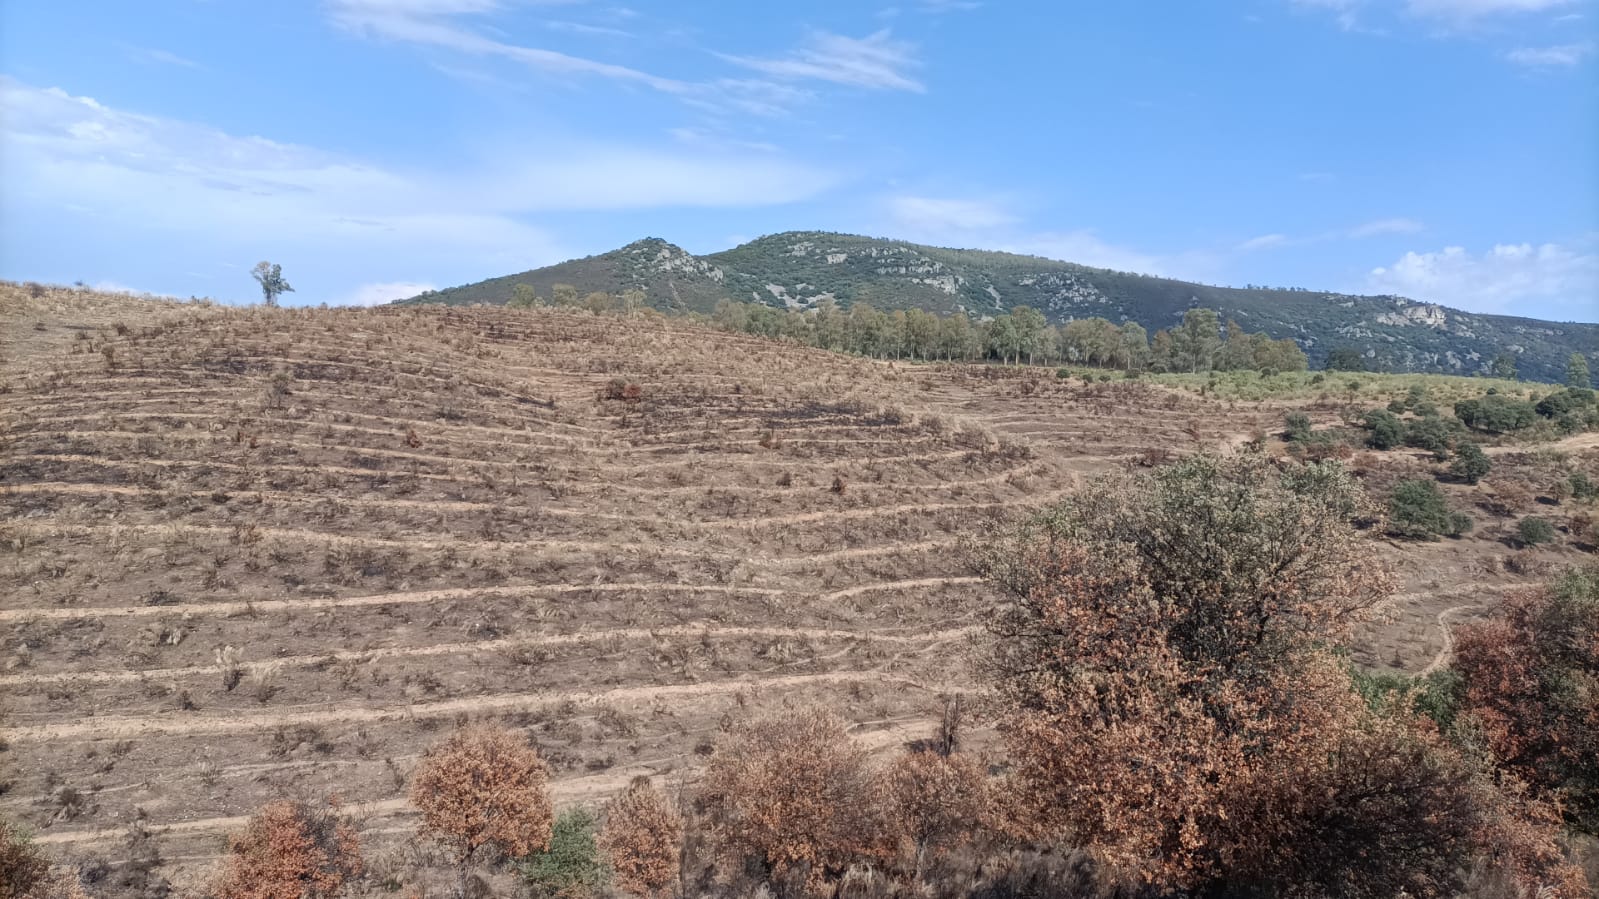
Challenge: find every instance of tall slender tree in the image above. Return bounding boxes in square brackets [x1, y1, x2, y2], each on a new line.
[250, 262, 293, 307]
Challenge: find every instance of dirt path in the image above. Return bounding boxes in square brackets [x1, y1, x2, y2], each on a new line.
[1419, 604, 1481, 676]
[1483, 432, 1599, 455]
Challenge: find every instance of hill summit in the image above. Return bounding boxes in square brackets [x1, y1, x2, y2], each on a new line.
[403, 230, 1597, 381]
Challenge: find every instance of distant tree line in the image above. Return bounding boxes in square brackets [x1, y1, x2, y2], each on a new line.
[697, 298, 1308, 374]
[509, 282, 1305, 373]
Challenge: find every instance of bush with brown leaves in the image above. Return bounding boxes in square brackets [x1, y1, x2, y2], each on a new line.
[1453, 566, 1599, 834]
[974, 450, 1587, 897]
[2, 818, 50, 899]
[702, 706, 878, 890]
[209, 800, 363, 899]
[874, 750, 991, 876]
[598, 776, 683, 897]
[411, 723, 553, 897]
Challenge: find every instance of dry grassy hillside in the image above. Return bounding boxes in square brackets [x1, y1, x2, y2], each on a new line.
[1, 283, 1592, 895]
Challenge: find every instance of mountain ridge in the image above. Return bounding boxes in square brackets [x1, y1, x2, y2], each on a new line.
[401, 231, 1598, 382]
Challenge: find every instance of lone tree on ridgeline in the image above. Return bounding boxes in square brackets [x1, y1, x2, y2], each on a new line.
[250, 261, 294, 307]
[411, 723, 554, 899]
[971, 448, 1588, 897]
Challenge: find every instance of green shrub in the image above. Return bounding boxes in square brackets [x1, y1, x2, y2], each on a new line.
[1362, 408, 1404, 450]
[1516, 517, 1558, 547]
[1389, 480, 1471, 540]
[1571, 471, 1598, 502]
[520, 809, 607, 897]
[1404, 416, 1456, 461]
[1454, 395, 1537, 433]
[1448, 443, 1492, 485]
[1351, 668, 1463, 733]
[1284, 412, 1313, 443]
[1535, 387, 1595, 419]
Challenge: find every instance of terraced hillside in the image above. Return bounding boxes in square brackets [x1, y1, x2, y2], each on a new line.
[2, 286, 1593, 896]
[0, 295, 1069, 894]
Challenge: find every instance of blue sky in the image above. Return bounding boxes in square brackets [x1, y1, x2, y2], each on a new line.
[2, 1, 1595, 320]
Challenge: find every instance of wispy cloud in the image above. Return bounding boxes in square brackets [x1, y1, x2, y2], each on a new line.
[1505, 41, 1594, 66]
[0, 78, 839, 302]
[1404, 0, 1579, 23]
[1368, 240, 1599, 318]
[723, 30, 924, 92]
[1291, 0, 1581, 34]
[1347, 217, 1425, 237]
[326, 1, 895, 115]
[876, 193, 1214, 280]
[339, 281, 438, 306]
[1239, 219, 1424, 251]
[326, 0, 693, 93]
[887, 195, 1017, 232]
[1238, 233, 1290, 252]
[1290, 0, 1365, 31]
[125, 46, 203, 69]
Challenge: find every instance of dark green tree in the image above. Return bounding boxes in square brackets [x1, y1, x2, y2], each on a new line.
[1491, 352, 1519, 380]
[1361, 408, 1404, 450]
[1389, 480, 1472, 540]
[1449, 443, 1491, 484]
[1567, 353, 1592, 389]
[1517, 517, 1558, 547]
[1324, 347, 1365, 372]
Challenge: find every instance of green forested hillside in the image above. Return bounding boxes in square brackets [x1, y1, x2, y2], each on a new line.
[401, 231, 1598, 382]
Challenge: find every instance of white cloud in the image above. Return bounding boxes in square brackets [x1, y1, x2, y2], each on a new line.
[871, 192, 1212, 279]
[724, 30, 924, 92]
[125, 46, 202, 68]
[1347, 217, 1425, 237]
[1291, 0, 1365, 30]
[1368, 241, 1599, 318]
[326, 0, 694, 94]
[1292, 0, 1579, 32]
[887, 195, 1018, 232]
[93, 280, 176, 297]
[1236, 219, 1423, 252]
[339, 281, 438, 306]
[1505, 41, 1594, 66]
[0, 78, 838, 303]
[1238, 233, 1290, 251]
[1405, 0, 1578, 21]
[326, 0, 862, 115]
[1006, 231, 1180, 275]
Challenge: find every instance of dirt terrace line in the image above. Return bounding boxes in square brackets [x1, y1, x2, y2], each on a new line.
[0, 577, 986, 623]
[0, 483, 1060, 530]
[0, 624, 982, 687]
[29, 717, 938, 849]
[6, 668, 941, 742]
